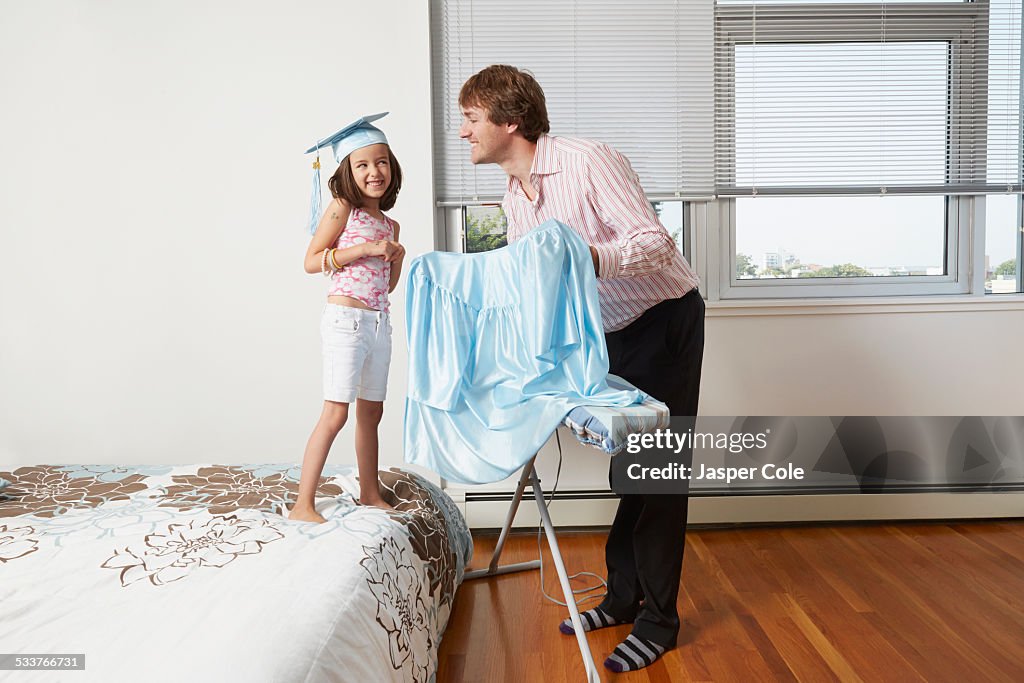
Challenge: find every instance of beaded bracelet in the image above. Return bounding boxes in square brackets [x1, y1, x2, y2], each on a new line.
[321, 248, 330, 276]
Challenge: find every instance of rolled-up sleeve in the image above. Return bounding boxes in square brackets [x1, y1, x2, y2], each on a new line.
[585, 144, 678, 279]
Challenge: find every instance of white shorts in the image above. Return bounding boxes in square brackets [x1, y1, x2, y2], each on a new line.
[321, 304, 392, 403]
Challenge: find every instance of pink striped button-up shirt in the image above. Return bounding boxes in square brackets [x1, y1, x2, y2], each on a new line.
[502, 134, 700, 332]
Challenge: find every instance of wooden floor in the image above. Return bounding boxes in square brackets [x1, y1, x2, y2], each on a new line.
[437, 521, 1024, 682]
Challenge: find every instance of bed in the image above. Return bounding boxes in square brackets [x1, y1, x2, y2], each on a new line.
[0, 463, 472, 683]
[0, 372, 666, 683]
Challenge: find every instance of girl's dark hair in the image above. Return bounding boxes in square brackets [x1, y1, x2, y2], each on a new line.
[328, 146, 403, 211]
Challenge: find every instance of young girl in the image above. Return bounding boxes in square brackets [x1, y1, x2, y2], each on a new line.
[289, 114, 406, 523]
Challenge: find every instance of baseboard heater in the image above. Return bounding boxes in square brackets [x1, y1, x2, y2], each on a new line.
[451, 485, 1024, 530]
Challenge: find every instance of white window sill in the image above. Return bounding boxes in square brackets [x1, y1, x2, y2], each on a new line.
[705, 294, 1024, 317]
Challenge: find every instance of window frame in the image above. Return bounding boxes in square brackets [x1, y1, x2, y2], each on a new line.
[713, 0, 988, 298]
[715, 195, 972, 298]
[439, 200, 696, 263]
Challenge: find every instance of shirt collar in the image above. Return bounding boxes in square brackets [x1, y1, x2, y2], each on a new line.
[530, 134, 561, 176]
[505, 135, 560, 203]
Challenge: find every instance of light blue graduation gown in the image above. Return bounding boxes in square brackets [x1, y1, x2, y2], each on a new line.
[403, 219, 646, 484]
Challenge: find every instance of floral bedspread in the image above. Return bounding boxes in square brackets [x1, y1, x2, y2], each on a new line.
[0, 464, 472, 683]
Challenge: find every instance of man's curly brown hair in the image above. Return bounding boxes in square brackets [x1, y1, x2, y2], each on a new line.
[459, 65, 550, 142]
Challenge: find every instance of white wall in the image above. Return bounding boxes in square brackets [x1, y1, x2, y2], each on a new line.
[0, 1, 437, 477]
[2, 3, 1021, 489]
[702, 306, 1024, 416]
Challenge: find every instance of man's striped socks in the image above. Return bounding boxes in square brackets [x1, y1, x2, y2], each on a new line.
[558, 607, 624, 635]
[603, 634, 667, 673]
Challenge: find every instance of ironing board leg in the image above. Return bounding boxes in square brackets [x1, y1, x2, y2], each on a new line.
[463, 455, 541, 580]
[460, 454, 601, 681]
[529, 468, 601, 683]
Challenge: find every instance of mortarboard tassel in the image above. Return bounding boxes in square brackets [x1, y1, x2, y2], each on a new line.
[308, 152, 322, 234]
[304, 114, 387, 233]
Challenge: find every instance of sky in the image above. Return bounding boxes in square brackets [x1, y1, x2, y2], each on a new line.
[734, 194, 1020, 270]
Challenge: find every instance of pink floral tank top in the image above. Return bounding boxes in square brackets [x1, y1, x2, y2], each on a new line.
[328, 207, 394, 311]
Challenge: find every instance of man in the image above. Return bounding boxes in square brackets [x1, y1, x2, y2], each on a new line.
[458, 64, 705, 673]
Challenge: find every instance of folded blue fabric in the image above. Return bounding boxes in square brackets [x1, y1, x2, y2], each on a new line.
[403, 219, 646, 484]
[563, 375, 670, 455]
[0, 477, 8, 491]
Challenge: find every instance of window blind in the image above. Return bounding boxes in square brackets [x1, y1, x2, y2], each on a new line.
[714, 0, 1024, 196]
[430, 0, 716, 203]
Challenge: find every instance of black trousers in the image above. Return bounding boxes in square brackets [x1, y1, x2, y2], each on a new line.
[597, 288, 705, 648]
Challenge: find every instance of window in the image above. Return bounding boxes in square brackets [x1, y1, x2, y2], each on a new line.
[431, 0, 710, 269]
[985, 194, 1023, 293]
[734, 196, 949, 280]
[713, 0, 1007, 297]
[452, 201, 691, 262]
[464, 205, 507, 253]
[433, 0, 1022, 300]
[431, 0, 714, 203]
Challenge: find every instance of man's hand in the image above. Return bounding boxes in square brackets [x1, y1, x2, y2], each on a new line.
[589, 245, 600, 276]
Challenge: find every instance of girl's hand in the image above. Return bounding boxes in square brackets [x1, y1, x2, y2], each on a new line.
[366, 240, 404, 262]
[387, 242, 406, 264]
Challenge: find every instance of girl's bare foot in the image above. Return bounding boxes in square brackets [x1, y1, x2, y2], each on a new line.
[286, 503, 327, 524]
[357, 495, 395, 512]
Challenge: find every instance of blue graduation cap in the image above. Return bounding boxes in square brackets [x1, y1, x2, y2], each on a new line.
[305, 113, 390, 234]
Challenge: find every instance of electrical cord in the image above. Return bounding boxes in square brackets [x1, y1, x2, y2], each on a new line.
[537, 429, 608, 607]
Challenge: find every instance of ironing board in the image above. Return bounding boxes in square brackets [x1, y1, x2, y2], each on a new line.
[464, 380, 670, 683]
